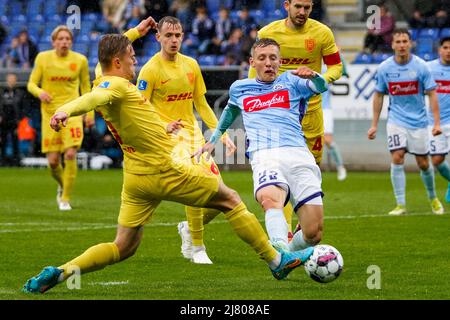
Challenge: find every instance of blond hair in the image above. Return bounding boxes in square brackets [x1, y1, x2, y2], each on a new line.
[51, 25, 73, 41]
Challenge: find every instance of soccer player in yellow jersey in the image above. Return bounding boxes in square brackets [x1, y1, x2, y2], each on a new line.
[22, 33, 314, 293]
[27, 25, 91, 211]
[248, 0, 343, 234]
[137, 16, 236, 264]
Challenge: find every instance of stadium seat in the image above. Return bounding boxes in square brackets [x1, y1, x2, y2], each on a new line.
[12, 14, 26, 23]
[260, 0, 277, 12]
[29, 14, 45, 23]
[9, 3, 24, 16]
[38, 41, 52, 51]
[409, 29, 418, 41]
[73, 43, 89, 56]
[418, 28, 440, 40]
[198, 55, 216, 66]
[249, 10, 264, 21]
[415, 38, 434, 53]
[206, 0, 221, 13]
[372, 53, 392, 63]
[0, 15, 9, 25]
[88, 56, 99, 67]
[353, 52, 373, 64]
[440, 28, 450, 39]
[418, 52, 437, 61]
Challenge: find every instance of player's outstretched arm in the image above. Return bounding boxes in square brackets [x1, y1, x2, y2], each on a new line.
[192, 104, 241, 161]
[368, 91, 384, 140]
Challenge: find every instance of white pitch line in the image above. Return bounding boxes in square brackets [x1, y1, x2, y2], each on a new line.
[88, 281, 129, 286]
[0, 211, 445, 234]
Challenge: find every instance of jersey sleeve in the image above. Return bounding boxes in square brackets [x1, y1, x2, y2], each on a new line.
[27, 52, 45, 97]
[58, 81, 124, 116]
[227, 81, 242, 109]
[136, 63, 157, 99]
[374, 65, 387, 94]
[321, 27, 343, 83]
[193, 60, 207, 98]
[421, 62, 437, 92]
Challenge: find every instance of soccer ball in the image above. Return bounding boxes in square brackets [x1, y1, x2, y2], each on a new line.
[304, 244, 343, 283]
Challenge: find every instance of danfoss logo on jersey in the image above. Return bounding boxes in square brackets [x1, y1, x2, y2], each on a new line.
[243, 90, 290, 112]
[167, 92, 193, 102]
[388, 81, 419, 95]
[50, 76, 72, 81]
[281, 58, 314, 65]
[436, 80, 450, 94]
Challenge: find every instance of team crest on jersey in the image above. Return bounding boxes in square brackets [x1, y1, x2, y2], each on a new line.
[186, 72, 194, 85]
[70, 63, 77, 71]
[138, 80, 148, 90]
[305, 39, 315, 52]
[98, 81, 110, 88]
[273, 84, 284, 90]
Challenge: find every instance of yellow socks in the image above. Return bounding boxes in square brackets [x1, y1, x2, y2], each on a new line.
[224, 202, 277, 264]
[58, 242, 120, 280]
[283, 202, 294, 233]
[185, 206, 204, 247]
[62, 159, 77, 202]
[49, 164, 63, 188]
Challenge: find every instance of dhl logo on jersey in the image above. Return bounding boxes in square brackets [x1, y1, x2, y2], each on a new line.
[166, 92, 193, 102]
[281, 58, 315, 65]
[50, 76, 73, 82]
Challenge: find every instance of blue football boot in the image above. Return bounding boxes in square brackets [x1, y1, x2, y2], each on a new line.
[22, 266, 62, 294]
[271, 247, 314, 280]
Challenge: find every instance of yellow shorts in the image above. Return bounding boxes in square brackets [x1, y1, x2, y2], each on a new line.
[41, 113, 84, 154]
[118, 160, 220, 228]
[302, 107, 324, 164]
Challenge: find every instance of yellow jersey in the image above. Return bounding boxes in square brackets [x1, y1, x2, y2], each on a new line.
[248, 18, 342, 111]
[57, 75, 176, 174]
[27, 50, 90, 115]
[137, 52, 219, 151]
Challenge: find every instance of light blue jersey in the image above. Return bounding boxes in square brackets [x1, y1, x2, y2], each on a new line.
[427, 59, 450, 125]
[228, 72, 324, 154]
[375, 55, 437, 129]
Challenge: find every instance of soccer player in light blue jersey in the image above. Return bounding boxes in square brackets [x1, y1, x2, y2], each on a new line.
[427, 37, 450, 203]
[194, 38, 328, 252]
[368, 28, 444, 215]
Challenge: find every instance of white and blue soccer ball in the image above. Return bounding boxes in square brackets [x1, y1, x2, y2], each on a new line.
[304, 244, 343, 283]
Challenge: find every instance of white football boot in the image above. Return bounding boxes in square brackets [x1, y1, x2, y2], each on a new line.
[177, 221, 193, 259]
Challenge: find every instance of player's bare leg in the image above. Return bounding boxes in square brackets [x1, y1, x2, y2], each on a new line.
[47, 152, 64, 208]
[289, 204, 323, 251]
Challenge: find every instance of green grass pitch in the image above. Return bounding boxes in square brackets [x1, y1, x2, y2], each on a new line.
[0, 168, 449, 300]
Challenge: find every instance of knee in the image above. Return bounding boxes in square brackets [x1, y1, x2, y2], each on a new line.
[47, 157, 60, 168]
[64, 149, 77, 161]
[115, 238, 140, 261]
[302, 223, 322, 246]
[220, 188, 241, 211]
[418, 160, 430, 171]
[432, 157, 443, 167]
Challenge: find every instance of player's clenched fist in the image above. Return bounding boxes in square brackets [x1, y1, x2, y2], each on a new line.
[50, 111, 69, 132]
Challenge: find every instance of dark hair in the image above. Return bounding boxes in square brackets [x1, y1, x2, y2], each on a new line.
[251, 38, 280, 56]
[157, 16, 182, 32]
[98, 34, 131, 71]
[392, 28, 411, 40]
[440, 37, 450, 46]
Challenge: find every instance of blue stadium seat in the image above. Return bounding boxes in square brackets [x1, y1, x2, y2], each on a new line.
[29, 14, 45, 23]
[73, 43, 89, 56]
[440, 28, 450, 39]
[418, 28, 440, 40]
[0, 15, 9, 25]
[353, 52, 373, 64]
[268, 9, 286, 20]
[38, 42, 52, 51]
[77, 34, 91, 43]
[215, 54, 225, 65]
[12, 14, 27, 23]
[9, 3, 24, 16]
[418, 52, 437, 61]
[198, 55, 216, 66]
[206, 0, 221, 13]
[89, 56, 99, 68]
[260, 0, 277, 12]
[409, 29, 418, 41]
[249, 10, 264, 20]
[47, 14, 62, 23]
[416, 38, 434, 53]
[372, 52, 392, 63]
